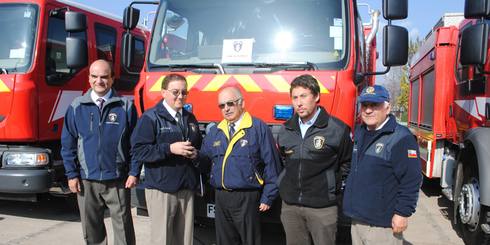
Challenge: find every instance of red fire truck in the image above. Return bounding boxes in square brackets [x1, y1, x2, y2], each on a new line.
[0, 0, 148, 202]
[409, 0, 490, 244]
[110, 0, 410, 226]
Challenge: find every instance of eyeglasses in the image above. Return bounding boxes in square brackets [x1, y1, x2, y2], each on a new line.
[218, 98, 242, 109]
[168, 89, 188, 97]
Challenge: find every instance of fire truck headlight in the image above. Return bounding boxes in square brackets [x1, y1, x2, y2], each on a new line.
[275, 31, 293, 50]
[3, 152, 49, 167]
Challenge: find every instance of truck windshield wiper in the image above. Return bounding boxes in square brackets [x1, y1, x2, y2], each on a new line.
[151, 63, 224, 74]
[223, 62, 318, 71]
[0, 68, 7, 74]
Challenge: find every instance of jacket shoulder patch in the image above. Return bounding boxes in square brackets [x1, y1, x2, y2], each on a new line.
[408, 149, 417, 158]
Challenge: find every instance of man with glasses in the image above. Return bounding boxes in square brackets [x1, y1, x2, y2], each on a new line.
[276, 74, 352, 245]
[343, 85, 422, 245]
[199, 87, 281, 245]
[130, 74, 202, 245]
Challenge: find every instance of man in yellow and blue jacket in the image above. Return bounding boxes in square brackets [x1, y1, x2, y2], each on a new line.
[199, 86, 281, 245]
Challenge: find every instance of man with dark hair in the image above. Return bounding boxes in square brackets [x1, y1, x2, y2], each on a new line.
[199, 86, 280, 245]
[276, 74, 352, 245]
[61, 59, 137, 245]
[130, 74, 202, 245]
[343, 85, 422, 245]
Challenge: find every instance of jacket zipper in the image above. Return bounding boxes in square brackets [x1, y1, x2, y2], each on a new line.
[98, 108, 103, 180]
[351, 130, 385, 214]
[298, 140, 304, 203]
[90, 113, 93, 132]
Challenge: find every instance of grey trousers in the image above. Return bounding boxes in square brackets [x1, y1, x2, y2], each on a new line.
[351, 220, 403, 245]
[145, 188, 194, 245]
[77, 179, 135, 245]
[280, 201, 337, 245]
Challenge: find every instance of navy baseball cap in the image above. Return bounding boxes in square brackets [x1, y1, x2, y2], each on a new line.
[358, 85, 390, 103]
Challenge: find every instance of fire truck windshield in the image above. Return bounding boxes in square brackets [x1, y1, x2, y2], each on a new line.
[0, 4, 38, 73]
[148, 0, 348, 71]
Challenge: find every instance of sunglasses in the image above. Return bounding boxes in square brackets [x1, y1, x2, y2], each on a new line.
[218, 98, 242, 109]
[168, 89, 188, 97]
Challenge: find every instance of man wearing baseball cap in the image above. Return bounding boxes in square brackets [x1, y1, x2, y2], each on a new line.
[342, 85, 422, 245]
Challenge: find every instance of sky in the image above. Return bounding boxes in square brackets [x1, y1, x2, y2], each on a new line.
[72, 0, 465, 77]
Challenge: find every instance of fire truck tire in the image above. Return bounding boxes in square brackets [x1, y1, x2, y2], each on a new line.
[455, 159, 490, 245]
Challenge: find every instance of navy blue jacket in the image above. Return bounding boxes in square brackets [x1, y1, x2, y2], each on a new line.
[343, 115, 422, 227]
[130, 100, 202, 193]
[61, 89, 138, 180]
[200, 112, 281, 205]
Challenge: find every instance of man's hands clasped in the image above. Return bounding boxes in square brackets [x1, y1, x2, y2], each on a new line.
[171, 141, 197, 159]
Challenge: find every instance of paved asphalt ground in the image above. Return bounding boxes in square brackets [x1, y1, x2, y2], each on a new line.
[0, 179, 464, 245]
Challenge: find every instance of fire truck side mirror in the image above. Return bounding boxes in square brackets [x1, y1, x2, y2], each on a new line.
[65, 11, 87, 69]
[382, 0, 407, 20]
[122, 32, 135, 70]
[65, 11, 87, 32]
[464, 0, 490, 19]
[382, 25, 408, 66]
[123, 7, 140, 30]
[66, 37, 88, 69]
[460, 23, 489, 66]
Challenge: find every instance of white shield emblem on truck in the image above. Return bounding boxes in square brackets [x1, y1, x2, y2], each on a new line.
[233, 41, 243, 52]
[313, 136, 325, 149]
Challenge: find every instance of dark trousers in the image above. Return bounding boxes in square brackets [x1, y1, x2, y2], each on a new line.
[215, 189, 261, 245]
[77, 179, 136, 245]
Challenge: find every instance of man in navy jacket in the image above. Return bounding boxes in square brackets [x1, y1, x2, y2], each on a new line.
[130, 74, 202, 245]
[343, 85, 422, 245]
[200, 87, 280, 245]
[61, 59, 137, 245]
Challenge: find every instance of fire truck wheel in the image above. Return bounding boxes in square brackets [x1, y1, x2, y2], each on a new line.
[456, 159, 490, 245]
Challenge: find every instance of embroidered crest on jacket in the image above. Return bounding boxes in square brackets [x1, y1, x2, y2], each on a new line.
[313, 136, 325, 149]
[375, 143, 384, 154]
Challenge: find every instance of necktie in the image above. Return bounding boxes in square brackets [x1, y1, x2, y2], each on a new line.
[176, 112, 187, 139]
[229, 122, 235, 137]
[96, 98, 105, 111]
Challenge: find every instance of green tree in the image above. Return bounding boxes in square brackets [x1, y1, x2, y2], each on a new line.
[396, 37, 422, 121]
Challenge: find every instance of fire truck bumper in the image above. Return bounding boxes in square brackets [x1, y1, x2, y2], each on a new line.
[0, 168, 53, 193]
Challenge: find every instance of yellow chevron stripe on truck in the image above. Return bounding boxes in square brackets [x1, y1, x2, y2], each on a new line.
[264, 75, 290, 92]
[203, 75, 231, 91]
[149, 76, 165, 92]
[234, 75, 262, 92]
[148, 75, 330, 93]
[0, 79, 10, 92]
[149, 75, 202, 92]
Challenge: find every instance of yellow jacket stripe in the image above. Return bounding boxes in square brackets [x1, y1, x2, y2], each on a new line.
[216, 112, 263, 189]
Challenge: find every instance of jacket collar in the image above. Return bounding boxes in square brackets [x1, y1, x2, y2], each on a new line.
[360, 114, 397, 134]
[80, 88, 121, 104]
[284, 106, 330, 131]
[217, 111, 253, 138]
[155, 99, 190, 122]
